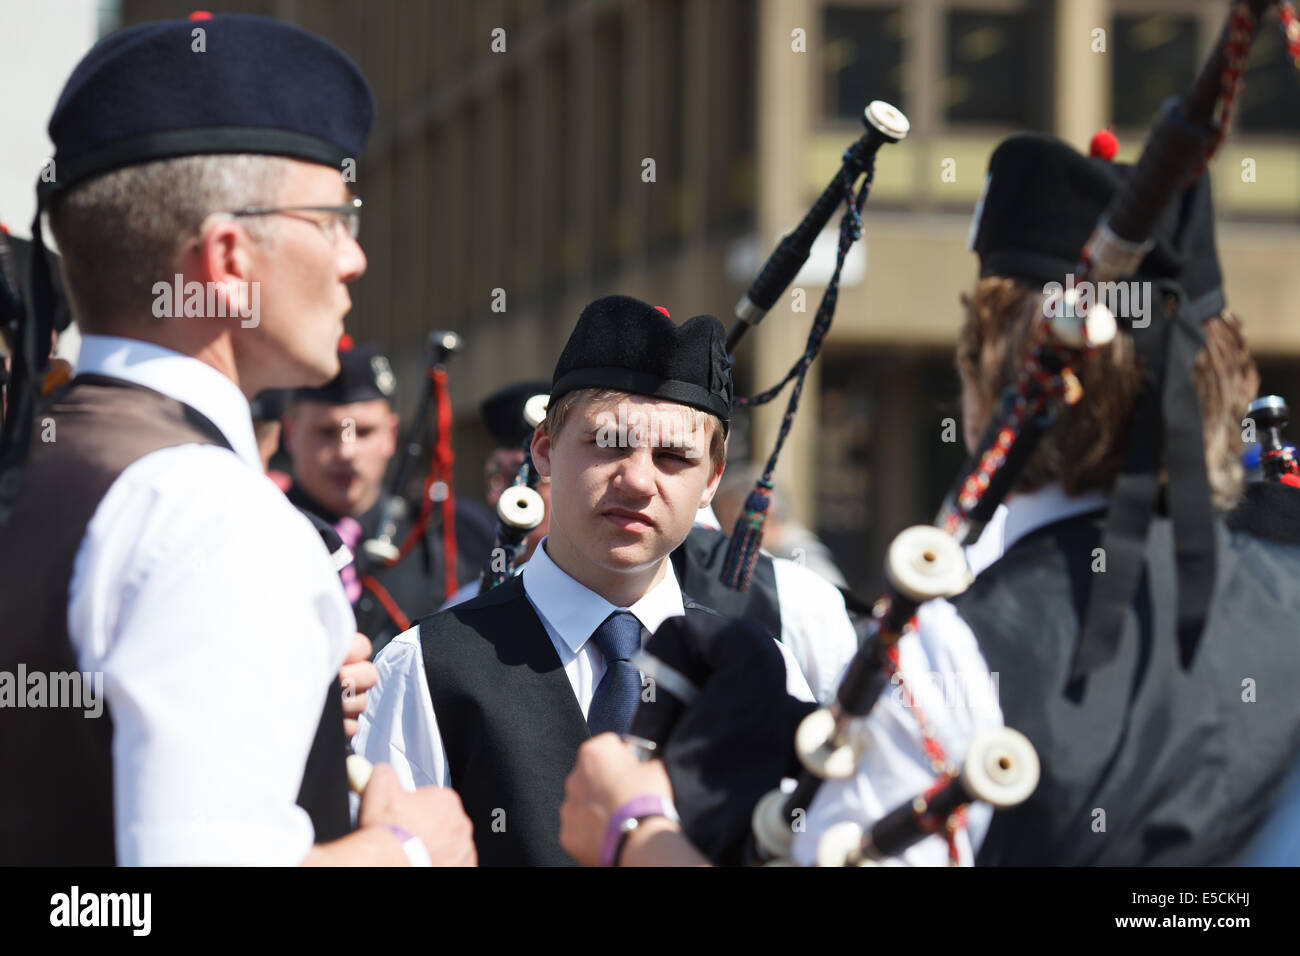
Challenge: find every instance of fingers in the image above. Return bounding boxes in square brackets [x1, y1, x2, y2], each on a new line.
[344, 659, 379, 693]
[340, 659, 377, 740]
[558, 786, 604, 866]
[414, 787, 478, 866]
[342, 691, 369, 720]
[345, 631, 372, 665]
[340, 659, 378, 694]
[358, 762, 401, 829]
[361, 761, 398, 798]
[339, 659, 378, 740]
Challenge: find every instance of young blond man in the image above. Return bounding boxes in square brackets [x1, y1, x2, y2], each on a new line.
[356, 294, 811, 865]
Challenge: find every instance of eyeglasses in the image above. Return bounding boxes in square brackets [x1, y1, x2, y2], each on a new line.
[228, 197, 362, 244]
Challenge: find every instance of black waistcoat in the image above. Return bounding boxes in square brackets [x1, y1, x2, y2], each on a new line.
[671, 525, 782, 641]
[0, 377, 348, 862]
[954, 510, 1300, 865]
[419, 575, 718, 866]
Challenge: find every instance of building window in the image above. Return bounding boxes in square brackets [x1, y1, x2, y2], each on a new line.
[945, 8, 1049, 128]
[823, 5, 905, 121]
[1111, 14, 1198, 130]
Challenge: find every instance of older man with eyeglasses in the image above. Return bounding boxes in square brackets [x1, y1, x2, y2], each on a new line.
[0, 13, 474, 867]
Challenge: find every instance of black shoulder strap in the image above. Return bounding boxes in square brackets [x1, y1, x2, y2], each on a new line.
[1076, 288, 1218, 679]
[65, 373, 235, 452]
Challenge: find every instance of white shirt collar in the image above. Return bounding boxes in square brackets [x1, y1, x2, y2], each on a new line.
[522, 538, 685, 655]
[1000, 483, 1110, 553]
[76, 334, 261, 472]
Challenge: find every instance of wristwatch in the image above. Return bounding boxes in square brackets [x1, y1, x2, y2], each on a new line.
[599, 795, 680, 868]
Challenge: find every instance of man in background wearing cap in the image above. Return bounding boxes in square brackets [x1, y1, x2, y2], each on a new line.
[0, 13, 473, 866]
[441, 380, 553, 609]
[282, 342, 492, 655]
[795, 133, 1300, 866]
[356, 294, 814, 865]
[250, 388, 292, 490]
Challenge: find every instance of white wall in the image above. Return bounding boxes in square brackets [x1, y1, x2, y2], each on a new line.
[0, 0, 100, 240]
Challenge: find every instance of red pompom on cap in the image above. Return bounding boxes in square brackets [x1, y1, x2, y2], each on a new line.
[654, 306, 670, 318]
[189, 10, 213, 20]
[1089, 127, 1119, 161]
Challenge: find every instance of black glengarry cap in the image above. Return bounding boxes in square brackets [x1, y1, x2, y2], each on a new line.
[551, 295, 732, 433]
[969, 133, 1224, 319]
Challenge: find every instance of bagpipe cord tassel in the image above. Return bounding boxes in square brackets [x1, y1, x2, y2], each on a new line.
[720, 477, 773, 591]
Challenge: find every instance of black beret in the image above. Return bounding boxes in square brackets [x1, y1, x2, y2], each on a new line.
[480, 381, 550, 448]
[551, 295, 732, 430]
[41, 13, 372, 199]
[970, 133, 1223, 315]
[293, 344, 395, 406]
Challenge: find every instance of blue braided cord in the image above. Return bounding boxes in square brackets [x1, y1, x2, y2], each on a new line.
[722, 167, 872, 590]
[734, 162, 870, 410]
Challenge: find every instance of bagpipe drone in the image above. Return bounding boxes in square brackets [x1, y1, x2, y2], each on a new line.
[477, 390, 549, 595]
[353, 330, 464, 637]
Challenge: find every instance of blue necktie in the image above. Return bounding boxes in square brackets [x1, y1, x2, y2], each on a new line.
[586, 611, 644, 736]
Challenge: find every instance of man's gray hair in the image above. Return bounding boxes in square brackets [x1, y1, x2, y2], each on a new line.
[47, 153, 291, 331]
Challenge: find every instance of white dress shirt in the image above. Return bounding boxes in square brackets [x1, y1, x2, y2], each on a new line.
[444, 506, 858, 700]
[694, 505, 859, 703]
[792, 484, 1108, 866]
[67, 335, 355, 865]
[356, 538, 813, 791]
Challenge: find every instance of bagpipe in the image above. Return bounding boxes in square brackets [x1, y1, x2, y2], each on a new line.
[638, 0, 1284, 866]
[353, 330, 463, 637]
[478, 390, 549, 595]
[719, 101, 908, 589]
[1245, 394, 1300, 485]
[813, 728, 1038, 867]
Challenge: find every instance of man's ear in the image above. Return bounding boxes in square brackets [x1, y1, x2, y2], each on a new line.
[698, 459, 725, 510]
[531, 427, 553, 479]
[188, 215, 256, 318]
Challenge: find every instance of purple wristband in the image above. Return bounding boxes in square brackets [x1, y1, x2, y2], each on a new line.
[385, 824, 416, 843]
[598, 795, 676, 868]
